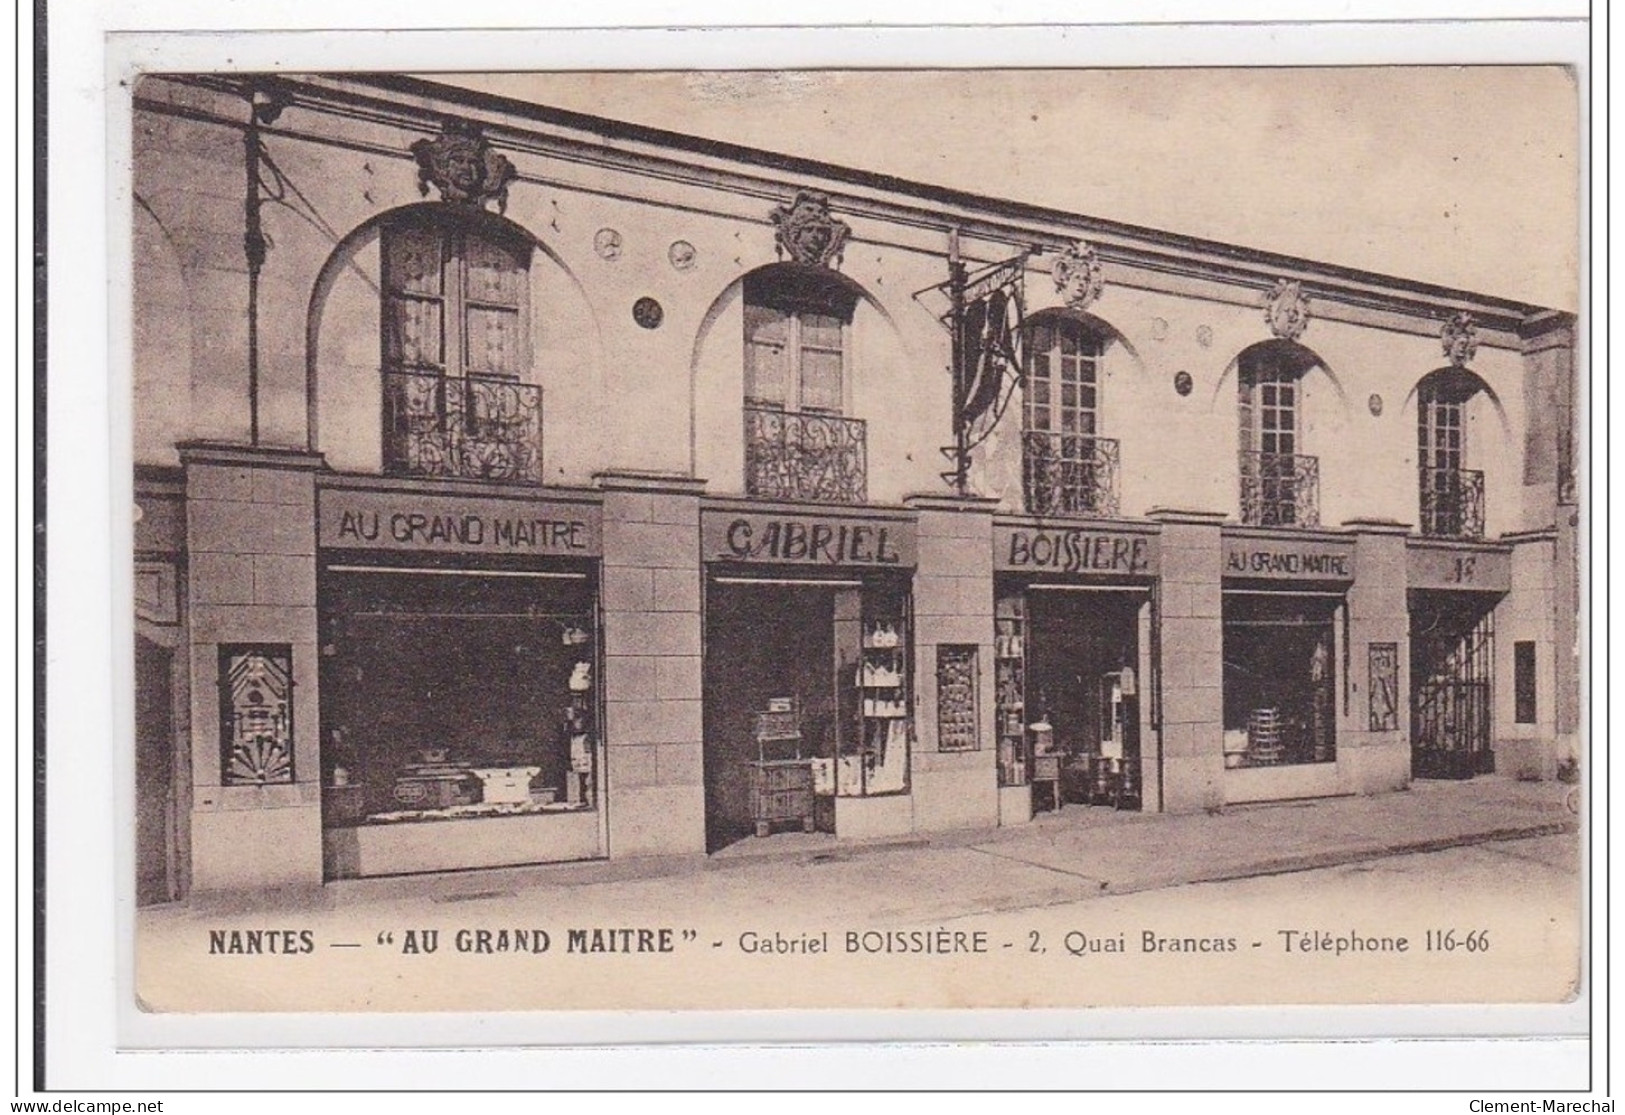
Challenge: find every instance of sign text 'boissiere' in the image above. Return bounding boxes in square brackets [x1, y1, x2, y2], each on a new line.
[997, 526, 1157, 576]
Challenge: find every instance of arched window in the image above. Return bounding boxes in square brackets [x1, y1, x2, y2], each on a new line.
[1025, 317, 1101, 438]
[379, 212, 540, 483]
[1237, 340, 1321, 527]
[742, 266, 857, 414]
[382, 214, 530, 380]
[1416, 369, 1485, 539]
[1021, 316, 1116, 516]
[740, 265, 865, 503]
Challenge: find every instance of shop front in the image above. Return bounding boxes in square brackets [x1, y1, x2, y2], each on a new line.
[315, 480, 606, 878]
[699, 503, 917, 851]
[1406, 540, 1511, 780]
[992, 518, 1158, 818]
[1220, 530, 1354, 803]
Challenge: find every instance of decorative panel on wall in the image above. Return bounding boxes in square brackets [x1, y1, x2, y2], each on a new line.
[1367, 642, 1399, 732]
[218, 644, 295, 785]
[936, 644, 980, 752]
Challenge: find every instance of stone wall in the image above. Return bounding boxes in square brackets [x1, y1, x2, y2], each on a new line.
[182, 444, 324, 892]
[598, 472, 708, 856]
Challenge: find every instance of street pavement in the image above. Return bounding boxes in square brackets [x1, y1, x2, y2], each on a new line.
[134, 776, 1583, 1012]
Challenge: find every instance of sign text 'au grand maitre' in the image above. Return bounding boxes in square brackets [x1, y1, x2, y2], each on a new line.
[318, 489, 602, 556]
[1222, 536, 1355, 581]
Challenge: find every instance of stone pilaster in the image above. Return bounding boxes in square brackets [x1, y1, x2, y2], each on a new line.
[597, 471, 708, 857]
[1343, 519, 1412, 793]
[181, 442, 325, 893]
[904, 495, 999, 833]
[1498, 528, 1560, 779]
[1146, 509, 1226, 813]
[1554, 506, 1580, 766]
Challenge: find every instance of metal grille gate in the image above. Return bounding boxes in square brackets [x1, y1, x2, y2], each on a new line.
[1411, 605, 1494, 779]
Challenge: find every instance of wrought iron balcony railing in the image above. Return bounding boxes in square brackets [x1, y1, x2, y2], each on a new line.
[743, 405, 868, 504]
[1240, 451, 1320, 528]
[383, 370, 543, 484]
[1419, 467, 1485, 540]
[1021, 432, 1121, 518]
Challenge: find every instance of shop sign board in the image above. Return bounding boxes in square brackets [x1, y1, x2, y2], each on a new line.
[318, 488, 602, 556]
[701, 508, 916, 568]
[994, 524, 1158, 576]
[1406, 544, 1511, 593]
[1222, 536, 1354, 582]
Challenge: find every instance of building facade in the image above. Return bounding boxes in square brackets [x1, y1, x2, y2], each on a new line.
[130, 73, 1580, 901]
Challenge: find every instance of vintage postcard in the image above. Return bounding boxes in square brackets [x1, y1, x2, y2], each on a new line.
[122, 63, 1583, 1019]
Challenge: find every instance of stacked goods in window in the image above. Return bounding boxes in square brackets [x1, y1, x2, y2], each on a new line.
[856, 615, 908, 795]
[563, 630, 596, 807]
[994, 595, 1027, 787]
[391, 749, 481, 809]
[1246, 707, 1285, 766]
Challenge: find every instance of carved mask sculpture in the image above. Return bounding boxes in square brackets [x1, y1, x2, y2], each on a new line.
[1440, 311, 1479, 368]
[410, 120, 518, 213]
[1262, 279, 1312, 342]
[770, 190, 851, 268]
[1051, 241, 1105, 311]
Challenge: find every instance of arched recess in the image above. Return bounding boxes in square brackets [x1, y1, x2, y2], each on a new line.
[132, 195, 195, 463]
[1215, 338, 1348, 527]
[689, 261, 924, 501]
[979, 304, 1146, 515]
[1210, 337, 1347, 410]
[1402, 365, 1510, 438]
[305, 201, 603, 483]
[1022, 305, 1142, 366]
[1406, 365, 1511, 538]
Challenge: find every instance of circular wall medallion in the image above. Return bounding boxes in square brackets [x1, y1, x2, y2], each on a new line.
[1150, 317, 1170, 341]
[633, 297, 664, 330]
[1368, 393, 1384, 417]
[1195, 324, 1214, 348]
[1174, 371, 1194, 397]
[593, 228, 623, 261]
[668, 240, 697, 272]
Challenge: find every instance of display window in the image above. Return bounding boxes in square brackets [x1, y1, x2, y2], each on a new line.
[702, 572, 912, 851]
[318, 566, 599, 829]
[1222, 593, 1339, 768]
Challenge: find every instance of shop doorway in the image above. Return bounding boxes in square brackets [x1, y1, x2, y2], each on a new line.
[135, 634, 178, 906]
[703, 581, 838, 851]
[703, 574, 912, 851]
[1021, 588, 1143, 809]
[1410, 591, 1495, 779]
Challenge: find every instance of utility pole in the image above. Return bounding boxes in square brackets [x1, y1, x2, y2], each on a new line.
[946, 228, 969, 496]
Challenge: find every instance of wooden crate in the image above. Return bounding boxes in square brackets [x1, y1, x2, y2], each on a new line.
[747, 760, 816, 836]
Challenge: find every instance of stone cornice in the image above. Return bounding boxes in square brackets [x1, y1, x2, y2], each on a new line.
[594, 470, 709, 497]
[178, 441, 326, 471]
[138, 73, 1563, 338]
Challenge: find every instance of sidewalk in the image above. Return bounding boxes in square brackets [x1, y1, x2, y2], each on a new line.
[158, 775, 1579, 927]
